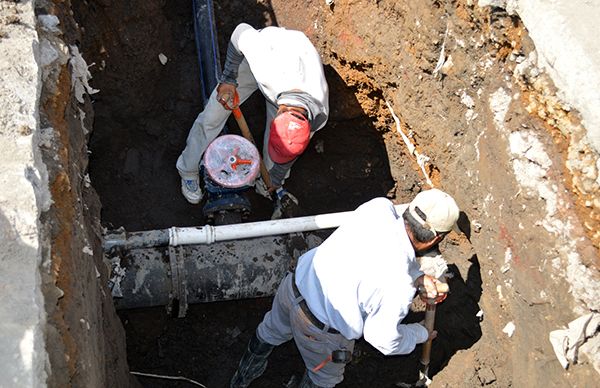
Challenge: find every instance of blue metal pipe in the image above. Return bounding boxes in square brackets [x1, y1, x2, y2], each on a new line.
[192, 0, 221, 106]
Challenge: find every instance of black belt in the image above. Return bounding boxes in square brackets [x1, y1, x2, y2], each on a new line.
[291, 273, 339, 334]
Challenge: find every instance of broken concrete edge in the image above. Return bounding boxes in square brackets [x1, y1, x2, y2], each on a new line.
[0, 1, 50, 386]
[499, 0, 600, 301]
[485, 1, 600, 240]
[513, 0, 600, 156]
[480, 0, 600, 153]
[2, 2, 137, 387]
[476, 5, 600, 373]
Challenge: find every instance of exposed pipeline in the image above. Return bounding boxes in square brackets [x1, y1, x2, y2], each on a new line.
[105, 205, 409, 317]
[103, 204, 409, 251]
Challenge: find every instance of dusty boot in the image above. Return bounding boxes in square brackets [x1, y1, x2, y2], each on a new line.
[298, 370, 326, 388]
[230, 333, 275, 388]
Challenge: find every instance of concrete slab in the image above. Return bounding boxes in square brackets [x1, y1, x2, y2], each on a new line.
[510, 0, 600, 153]
[0, 1, 50, 386]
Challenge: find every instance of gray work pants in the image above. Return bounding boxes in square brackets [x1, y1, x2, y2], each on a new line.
[176, 59, 279, 179]
[258, 273, 355, 387]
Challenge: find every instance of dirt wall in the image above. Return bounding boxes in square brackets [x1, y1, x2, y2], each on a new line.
[35, 1, 137, 386]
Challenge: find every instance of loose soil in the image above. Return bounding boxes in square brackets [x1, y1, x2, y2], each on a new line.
[72, 1, 598, 387]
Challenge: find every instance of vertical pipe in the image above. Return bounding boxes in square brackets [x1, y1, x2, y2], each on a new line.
[192, 0, 220, 105]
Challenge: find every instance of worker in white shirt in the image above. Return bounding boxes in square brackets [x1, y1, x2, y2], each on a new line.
[176, 23, 329, 218]
[230, 188, 460, 388]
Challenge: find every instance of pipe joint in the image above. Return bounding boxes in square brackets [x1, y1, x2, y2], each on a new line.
[169, 225, 216, 246]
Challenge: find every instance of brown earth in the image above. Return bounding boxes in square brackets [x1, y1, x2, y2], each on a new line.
[35, 1, 136, 386]
[69, 0, 599, 387]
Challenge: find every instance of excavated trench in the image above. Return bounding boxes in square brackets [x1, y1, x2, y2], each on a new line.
[60, 0, 599, 387]
[72, 1, 480, 387]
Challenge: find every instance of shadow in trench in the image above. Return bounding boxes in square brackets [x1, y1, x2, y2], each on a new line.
[284, 65, 396, 217]
[432, 255, 483, 374]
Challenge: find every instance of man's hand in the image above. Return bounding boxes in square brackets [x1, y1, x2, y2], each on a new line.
[416, 275, 448, 303]
[271, 188, 301, 219]
[254, 178, 272, 199]
[217, 83, 238, 110]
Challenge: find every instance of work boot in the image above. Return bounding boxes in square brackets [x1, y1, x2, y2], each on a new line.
[181, 176, 203, 204]
[230, 333, 275, 388]
[298, 370, 326, 388]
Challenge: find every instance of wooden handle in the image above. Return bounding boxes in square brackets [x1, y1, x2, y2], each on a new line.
[420, 303, 437, 374]
[418, 281, 446, 378]
[232, 108, 273, 189]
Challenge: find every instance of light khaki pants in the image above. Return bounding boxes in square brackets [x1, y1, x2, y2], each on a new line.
[257, 273, 355, 387]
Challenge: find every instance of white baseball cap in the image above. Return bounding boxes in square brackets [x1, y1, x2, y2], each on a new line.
[408, 188, 460, 234]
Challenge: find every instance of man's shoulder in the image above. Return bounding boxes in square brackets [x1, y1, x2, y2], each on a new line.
[356, 197, 396, 214]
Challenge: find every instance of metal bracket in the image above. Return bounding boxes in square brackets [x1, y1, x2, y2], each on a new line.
[168, 245, 188, 318]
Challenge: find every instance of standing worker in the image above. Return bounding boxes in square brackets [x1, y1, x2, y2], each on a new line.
[230, 189, 460, 387]
[176, 23, 329, 218]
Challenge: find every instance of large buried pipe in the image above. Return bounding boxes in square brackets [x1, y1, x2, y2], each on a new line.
[106, 205, 408, 316]
[108, 232, 327, 316]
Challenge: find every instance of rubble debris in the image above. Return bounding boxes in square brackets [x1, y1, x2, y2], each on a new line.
[158, 53, 168, 65]
[549, 312, 600, 370]
[502, 321, 516, 338]
[476, 310, 484, 321]
[69, 45, 99, 103]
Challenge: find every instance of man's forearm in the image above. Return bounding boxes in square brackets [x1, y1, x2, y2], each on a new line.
[219, 41, 245, 86]
[268, 160, 294, 188]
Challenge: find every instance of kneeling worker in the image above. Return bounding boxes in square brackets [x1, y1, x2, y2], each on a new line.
[176, 23, 329, 218]
[230, 188, 460, 387]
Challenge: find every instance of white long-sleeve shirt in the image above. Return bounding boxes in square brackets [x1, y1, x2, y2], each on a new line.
[228, 23, 329, 131]
[295, 198, 429, 355]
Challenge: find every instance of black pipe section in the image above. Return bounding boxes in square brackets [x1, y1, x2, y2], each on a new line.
[111, 232, 328, 314]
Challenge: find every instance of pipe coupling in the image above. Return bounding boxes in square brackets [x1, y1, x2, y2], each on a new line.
[169, 225, 216, 246]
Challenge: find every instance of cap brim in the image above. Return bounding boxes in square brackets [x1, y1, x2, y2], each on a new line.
[268, 143, 296, 164]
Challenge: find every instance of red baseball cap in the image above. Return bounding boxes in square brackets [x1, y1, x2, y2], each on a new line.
[268, 110, 311, 164]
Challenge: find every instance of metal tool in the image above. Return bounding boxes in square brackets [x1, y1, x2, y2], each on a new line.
[418, 302, 436, 385]
[312, 348, 352, 372]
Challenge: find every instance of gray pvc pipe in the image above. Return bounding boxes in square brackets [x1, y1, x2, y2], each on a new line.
[104, 204, 409, 251]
